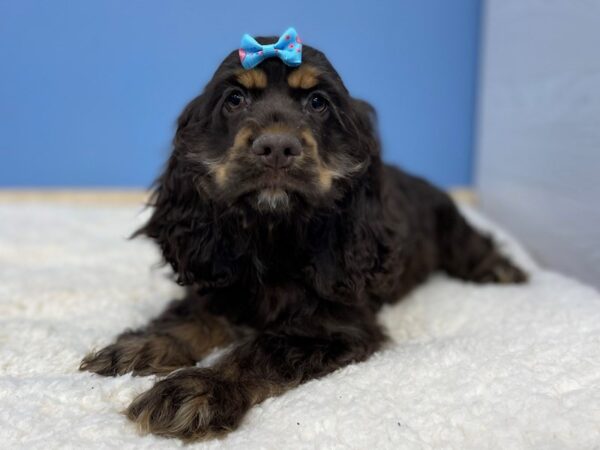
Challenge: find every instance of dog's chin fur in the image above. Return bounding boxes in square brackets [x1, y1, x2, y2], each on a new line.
[81, 40, 528, 442]
[255, 188, 290, 212]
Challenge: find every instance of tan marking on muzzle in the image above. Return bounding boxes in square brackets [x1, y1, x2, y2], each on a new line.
[287, 65, 320, 89]
[236, 69, 267, 89]
[300, 130, 335, 191]
[213, 127, 255, 187]
[263, 123, 295, 134]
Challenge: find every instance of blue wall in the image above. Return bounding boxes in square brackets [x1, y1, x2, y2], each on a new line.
[0, 0, 481, 188]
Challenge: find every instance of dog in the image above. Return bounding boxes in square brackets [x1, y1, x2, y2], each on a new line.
[80, 30, 527, 441]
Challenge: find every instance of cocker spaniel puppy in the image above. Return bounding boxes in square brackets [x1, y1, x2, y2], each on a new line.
[81, 31, 526, 441]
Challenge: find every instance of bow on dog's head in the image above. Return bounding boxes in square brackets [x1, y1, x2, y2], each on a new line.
[239, 27, 303, 70]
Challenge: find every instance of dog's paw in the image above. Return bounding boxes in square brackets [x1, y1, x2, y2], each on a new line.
[79, 332, 196, 376]
[126, 368, 249, 440]
[475, 255, 528, 284]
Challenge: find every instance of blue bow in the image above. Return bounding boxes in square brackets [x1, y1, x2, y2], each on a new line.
[239, 27, 302, 70]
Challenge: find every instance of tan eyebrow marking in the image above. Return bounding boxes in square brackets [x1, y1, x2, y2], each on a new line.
[235, 69, 267, 89]
[287, 65, 320, 89]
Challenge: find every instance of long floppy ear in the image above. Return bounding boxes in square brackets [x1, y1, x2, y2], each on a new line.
[350, 98, 380, 158]
[320, 99, 388, 304]
[134, 94, 224, 287]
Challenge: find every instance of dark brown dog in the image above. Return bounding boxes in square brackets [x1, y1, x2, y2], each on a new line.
[80, 37, 526, 441]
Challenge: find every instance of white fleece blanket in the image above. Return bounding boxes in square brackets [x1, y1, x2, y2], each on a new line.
[1, 202, 599, 450]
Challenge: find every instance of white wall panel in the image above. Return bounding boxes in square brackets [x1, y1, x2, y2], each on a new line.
[476, 0, 600, 288]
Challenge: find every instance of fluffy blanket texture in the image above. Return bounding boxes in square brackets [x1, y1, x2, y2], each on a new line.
[1, 202, 599, 449]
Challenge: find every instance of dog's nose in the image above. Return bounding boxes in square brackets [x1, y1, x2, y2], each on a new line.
[251, 133, 302, 169]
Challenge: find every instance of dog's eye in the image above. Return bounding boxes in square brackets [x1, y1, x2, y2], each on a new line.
[225, 91, 246, 110]
[309, 94, 328, 113]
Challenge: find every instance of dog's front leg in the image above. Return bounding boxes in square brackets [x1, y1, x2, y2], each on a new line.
[126, 310, 386, 440]
[80, 291, 234, 376]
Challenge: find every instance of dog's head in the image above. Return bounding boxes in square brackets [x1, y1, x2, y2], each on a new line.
[170, 39, 379, 213]
[139, 37, 381, 284]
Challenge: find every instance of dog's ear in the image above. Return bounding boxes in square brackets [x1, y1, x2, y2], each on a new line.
[134, 94, 220, 286]
[350, 98, 380, 158]
[173, 92, 213, 151]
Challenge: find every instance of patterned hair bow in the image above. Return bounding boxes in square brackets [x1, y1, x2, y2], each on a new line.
[238, 27, 302, 70]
